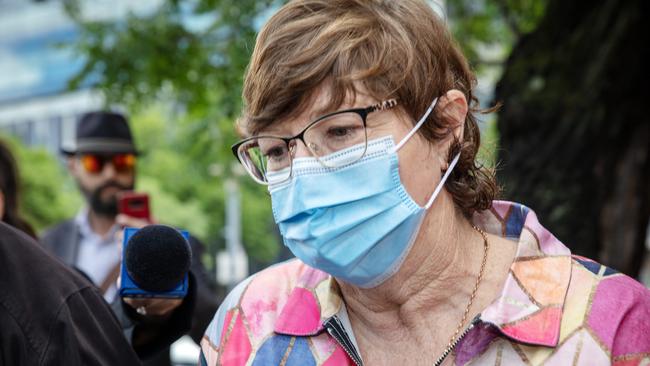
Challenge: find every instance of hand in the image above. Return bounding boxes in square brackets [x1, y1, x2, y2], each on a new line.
[116, 215, 183, 319]
[114, 214, 153, 247]
[116, 214, 152, 229]
[114, 214, 164, 307]
[113, 214, 158, 294]
[123, 297, 183, 319]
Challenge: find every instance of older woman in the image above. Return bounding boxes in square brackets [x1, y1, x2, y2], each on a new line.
[201, 1, 650, 365]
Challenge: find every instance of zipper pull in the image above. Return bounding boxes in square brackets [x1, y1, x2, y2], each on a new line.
[324, 317, 363, 366]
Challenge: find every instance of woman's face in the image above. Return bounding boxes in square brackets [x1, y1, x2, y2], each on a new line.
[259, 88, 462, 207]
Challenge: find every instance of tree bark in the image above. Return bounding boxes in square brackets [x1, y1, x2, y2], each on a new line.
[495, 0, 650, 277]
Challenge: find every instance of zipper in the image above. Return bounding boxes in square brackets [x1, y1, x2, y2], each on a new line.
[324, 316, 363, 366]
[324, 313, 482, 366]
[432, 314, 482, 366]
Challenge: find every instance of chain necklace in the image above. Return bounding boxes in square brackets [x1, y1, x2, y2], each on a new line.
[432, 225, 489, 366]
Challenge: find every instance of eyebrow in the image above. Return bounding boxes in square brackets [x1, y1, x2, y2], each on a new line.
[253, 105, 338, 137]
[309, 103, 340, 120]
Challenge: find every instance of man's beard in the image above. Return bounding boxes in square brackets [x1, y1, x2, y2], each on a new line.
[85, 181, 134, 217]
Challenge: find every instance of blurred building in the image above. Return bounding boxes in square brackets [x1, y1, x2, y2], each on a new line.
[0, 0, 160, 152]
[0, 2, 87, 151]
[0, 1, 203, 362]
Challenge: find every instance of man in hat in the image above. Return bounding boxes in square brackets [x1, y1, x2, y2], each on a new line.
[41, 111, 221, 366]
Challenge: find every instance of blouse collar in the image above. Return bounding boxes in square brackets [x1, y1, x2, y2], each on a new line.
[274, 201, 572, 348]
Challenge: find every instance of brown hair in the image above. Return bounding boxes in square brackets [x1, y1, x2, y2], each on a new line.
[0, 139, 37, 238]
[241, 0, 498, 217]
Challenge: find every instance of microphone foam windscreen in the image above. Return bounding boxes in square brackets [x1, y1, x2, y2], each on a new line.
[125, 225, 192, 292]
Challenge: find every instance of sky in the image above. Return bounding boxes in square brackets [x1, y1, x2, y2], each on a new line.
[0, 0, 162, 105]
[0, 0, 461, 107]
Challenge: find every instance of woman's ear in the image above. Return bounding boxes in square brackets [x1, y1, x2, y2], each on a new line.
[434, 89, 468, 164]
[437, 89, 468, 142]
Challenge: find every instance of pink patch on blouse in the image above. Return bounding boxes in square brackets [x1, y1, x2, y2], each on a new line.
[275, 287, 322, 335]
[500, 306, 562, 346]
[219, 310, 252, 366]
[322, 343, 355, 366]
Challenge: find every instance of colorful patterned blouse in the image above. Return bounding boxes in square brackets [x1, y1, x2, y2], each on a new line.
[200, 201, 650, 365]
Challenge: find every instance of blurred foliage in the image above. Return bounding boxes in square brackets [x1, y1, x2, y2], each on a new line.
[62, 0, 546, 264]
[64, 0, 283, 264]
[0, 135, 82, 233]
[447, 0, 547, 71]
[476, 116, 499, 169]
[128, 106, 279, 263]
[128, 107, 210, 239]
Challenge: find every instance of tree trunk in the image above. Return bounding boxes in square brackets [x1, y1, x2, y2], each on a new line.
[495, 0, 650, 277]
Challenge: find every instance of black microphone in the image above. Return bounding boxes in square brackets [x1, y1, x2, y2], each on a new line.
[119, 225, 192, 298]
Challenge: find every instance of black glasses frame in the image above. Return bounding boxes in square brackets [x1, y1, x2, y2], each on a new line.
[231, 99, 398, 164]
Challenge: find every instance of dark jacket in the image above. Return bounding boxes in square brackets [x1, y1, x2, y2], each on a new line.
[40, 219, 222, 366]
[0, 222, 141, 366]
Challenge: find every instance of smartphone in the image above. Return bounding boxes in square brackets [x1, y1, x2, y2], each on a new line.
[117, 192, 151, 221]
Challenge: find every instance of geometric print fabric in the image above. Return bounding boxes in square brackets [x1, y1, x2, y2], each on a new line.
[201, 201, 650, 365]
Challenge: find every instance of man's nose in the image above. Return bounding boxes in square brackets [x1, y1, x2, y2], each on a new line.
[101, 161, 117, 179]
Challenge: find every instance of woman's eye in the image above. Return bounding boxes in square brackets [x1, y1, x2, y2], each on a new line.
[327, 125, 357, 138]
[264, 146, 287, 160]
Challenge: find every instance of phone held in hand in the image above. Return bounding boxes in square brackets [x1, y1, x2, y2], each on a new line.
[118, 192, 151, 221]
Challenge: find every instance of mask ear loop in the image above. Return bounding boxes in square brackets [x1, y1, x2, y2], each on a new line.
[424, 152, 460, 209]
[391, 97, 439, 153]
[386, 95, 458, 209]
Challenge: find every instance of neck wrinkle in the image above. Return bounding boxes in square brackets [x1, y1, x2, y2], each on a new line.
[338, 194, 484, 335]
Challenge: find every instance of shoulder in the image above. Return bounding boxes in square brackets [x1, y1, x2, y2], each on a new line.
[0, 303, 39, 365]
[566, 255, 650, 361]
[41, 286, 140, 365]
[41, 218, 75, 238]
[200, 259, 330, 365]
[0, 222, 86, 294]
[570, 255, 649, 305]
[0, 223, 100, 361]
[40, 219, 75, 246]
[205, 259, 325, 338]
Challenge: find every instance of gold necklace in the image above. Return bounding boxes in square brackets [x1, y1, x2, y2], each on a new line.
[433, 225, 489, 366]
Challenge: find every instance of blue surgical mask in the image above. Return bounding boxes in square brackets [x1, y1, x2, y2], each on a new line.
[269, 97, 460, 288]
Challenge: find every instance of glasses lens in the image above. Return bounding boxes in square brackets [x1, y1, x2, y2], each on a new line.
[113, 154, 136, 173]
[81, 154, 102, 173]
[238, 137, 291, 184]
[303, 111, 367, 166]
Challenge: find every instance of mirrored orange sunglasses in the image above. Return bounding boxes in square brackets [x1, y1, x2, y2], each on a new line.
[80, 153, 136, 174]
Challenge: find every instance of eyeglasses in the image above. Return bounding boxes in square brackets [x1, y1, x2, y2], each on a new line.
[80, 153, 136, 174]
[232, 99, 398, 185]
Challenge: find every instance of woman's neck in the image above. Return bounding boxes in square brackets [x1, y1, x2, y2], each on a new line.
[338, 193, 487, 337]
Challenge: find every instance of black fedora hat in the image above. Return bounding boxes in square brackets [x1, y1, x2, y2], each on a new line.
[61, 111, 140, 155]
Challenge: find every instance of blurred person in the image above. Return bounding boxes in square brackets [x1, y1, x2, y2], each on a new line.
[200, 1, 650, 365]
[0, 221, 142, 365]
[1, 138, 194, 365]
[0, 220, 196, 365]
[40, 111, 221, 366]
[0, 138, 37, 238]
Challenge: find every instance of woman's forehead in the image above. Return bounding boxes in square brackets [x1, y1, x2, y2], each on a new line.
[256, 88, 375, 136]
